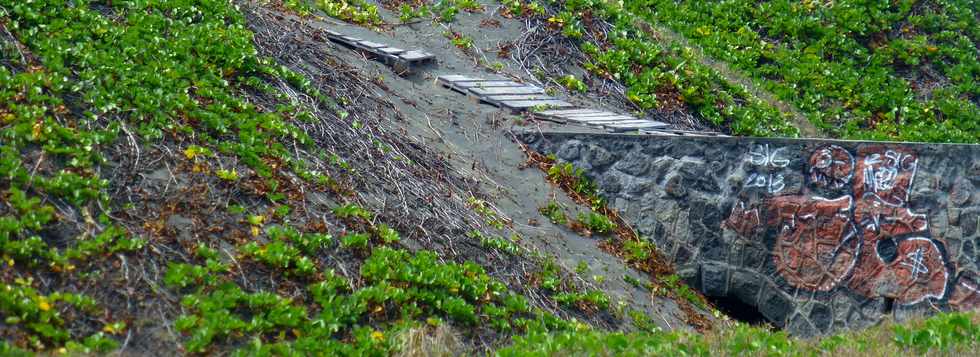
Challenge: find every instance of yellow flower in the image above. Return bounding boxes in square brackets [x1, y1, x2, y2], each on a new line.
[251, 226, 261, 237]
[370, 331, 384, 342]
[32, 120, 43, 140]
[39, 300, 51, 312]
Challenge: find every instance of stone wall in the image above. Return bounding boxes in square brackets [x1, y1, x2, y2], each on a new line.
[519, 131, 980, 335]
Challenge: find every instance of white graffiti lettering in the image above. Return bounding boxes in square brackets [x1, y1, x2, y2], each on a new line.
[746, 172, 785, 193]
[862, 150, 915, 194]
[900, 247, 929, 281]
[747, 144, 790, 168]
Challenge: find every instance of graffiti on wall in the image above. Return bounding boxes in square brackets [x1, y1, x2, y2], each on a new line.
[726, 145, 979, 308]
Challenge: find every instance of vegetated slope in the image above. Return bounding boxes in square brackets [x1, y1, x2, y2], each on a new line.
[634, 0, 979, 143]
[0, 0, 976, 356]
[490, 0, 804, 137]
[498, 311, 980, 356]
[371, 0, 802, 136]
[0, 0, 655, 354]
[474, 0, 978, 143]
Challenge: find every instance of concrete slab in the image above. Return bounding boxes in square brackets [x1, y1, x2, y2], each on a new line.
[378, 47, 405, 55]
[453, 80, 524, 88]
[563, 115, 638, 123]
[498, 99, 574, 110]
[438, 75, 479, 83]
[469, 86, 545, 96]
[604, 122, 670, 131]
[484, 94, 557, 102]
[593, 119, 659, 125]
[339, 36, 361, 43]
[357, 41, 387, 49]
[324, 29, 341, 37]
[399, 50, 435, 61]
[559, 112, 629, 119]
[537, 109, 605, 117]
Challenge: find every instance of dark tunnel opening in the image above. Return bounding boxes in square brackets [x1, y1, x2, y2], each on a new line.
[707, 295, 769, 326]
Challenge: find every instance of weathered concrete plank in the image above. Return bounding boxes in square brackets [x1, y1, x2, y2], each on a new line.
[593, 119, 663, 126]
[498, 99, 573, 110]
[469, 86, 545, 96]
[484, 94, 556, 102]
[357, 41, 387, 49]
[563, 115, 638, 123]
[603, 121, 670, 131]
[560, 112, 632, 119]
[378, 47, 405, 55]
[453, 80, 524, 88]
[399, 50, 435, 61]
[537, 109, 606, 117]
[438, 74, 478, 83]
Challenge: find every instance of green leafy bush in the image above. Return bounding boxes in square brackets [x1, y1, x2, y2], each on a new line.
[577, 211, 617, 234]
[539, 201, 568, 225]
[633, 0, 979, 142]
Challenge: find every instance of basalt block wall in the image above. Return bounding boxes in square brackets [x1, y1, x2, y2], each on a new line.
[519, 131, 980, 336]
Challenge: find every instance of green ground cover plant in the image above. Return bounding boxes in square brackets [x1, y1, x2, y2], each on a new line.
[505, 0, 800, 137]
[285, 0, 384, 26]
[633, 0, 978, 142]
[498, 311, 980, 356]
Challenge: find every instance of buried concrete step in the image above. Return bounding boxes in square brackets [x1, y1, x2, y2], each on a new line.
[603, 121, 670, 132]
[469, 86, 545, 96]
[445, 81, 525, 94]
[560, 112, 634, 120]
[322, 32, 434, 73]
[377, 47, 405, 55]
[398, 50, 435, 63]
[438, 75, 542, 95]
[482, 94, 559, 107]
[557, 110, 629, 117]
[535, 109, 606, 118]
[564, 115, 639, 123]
[356, 40, 387, 49]
[453, 80, 525, 88]
[484, 94, 556, 102]
[584, 119, 658, 127]
[437, 74, 479, 83]
[336, 36, 361, 45]
[390, 50, 436, 73]
[496, 99, 574, 111]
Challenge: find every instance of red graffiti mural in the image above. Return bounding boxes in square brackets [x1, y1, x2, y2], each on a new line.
[852, 147, 918, 206]
[724, 201, 762, 237]
[809, 145, 854, 189]
[769, 195, 860, 292]
[949, 273, 980, 310]
[727, 145, 964, 307]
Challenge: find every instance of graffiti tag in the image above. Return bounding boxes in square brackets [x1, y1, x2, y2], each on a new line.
[747, 144, 790, 168]
[746, 172, 786, 193]
[726, 145, 961, 307]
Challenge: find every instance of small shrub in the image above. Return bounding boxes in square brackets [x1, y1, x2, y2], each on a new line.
[577, 211, 617, 234]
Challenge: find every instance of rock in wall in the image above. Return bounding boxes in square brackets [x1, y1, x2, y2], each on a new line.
[519, 131, 980, 336]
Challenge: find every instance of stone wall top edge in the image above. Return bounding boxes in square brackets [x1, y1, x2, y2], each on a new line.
[520, 130, 980, 149]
